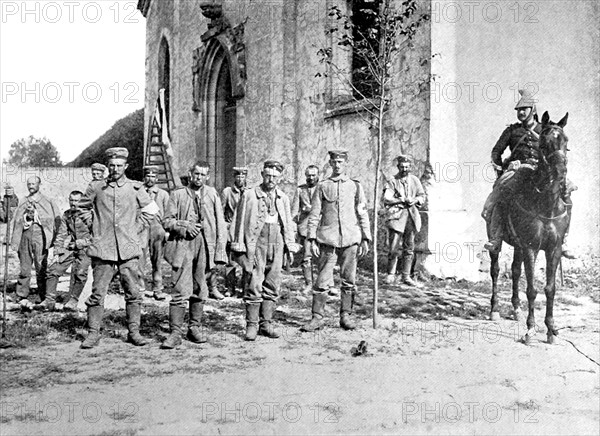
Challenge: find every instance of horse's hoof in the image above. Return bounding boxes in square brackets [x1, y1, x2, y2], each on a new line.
[513, 309, 523, 322]
[490, 312, 501, 321]
[546, 334, 555, 345]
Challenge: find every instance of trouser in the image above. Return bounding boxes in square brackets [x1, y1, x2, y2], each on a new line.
[244, 222, 284, 303]
[387, 218, 416, 276]
[170, 232, 209, 307]
[16, 224, 48, 299]
[139, 220, 166, 292]
[45, 250, 91, 302]
[86, 257, 142, 307]
[313, 244, 358, 295]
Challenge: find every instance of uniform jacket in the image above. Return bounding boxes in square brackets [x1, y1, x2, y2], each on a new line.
[54, 208, 93, 257]
[291, 184, 317, 237]
[82, 177, 153, 261]
[491, 122, 542, 169]
[11, 192, 61, 251]
[383, 173, 426, 232]
[221, 185, 245, 224]
[307, 175, 372, 248]
[229, 185, 297, 263]
[163, 186, 227, 269]
[145, 185, 170, 221]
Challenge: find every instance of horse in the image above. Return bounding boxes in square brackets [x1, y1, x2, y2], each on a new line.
[488, 111, 570, 345]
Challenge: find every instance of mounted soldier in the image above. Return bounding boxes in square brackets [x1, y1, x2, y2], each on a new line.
[483, 89, 576, 259]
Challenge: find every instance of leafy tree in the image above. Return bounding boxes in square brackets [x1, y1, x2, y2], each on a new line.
[318, 0, 430, 328]
[7, 136, 63, 167]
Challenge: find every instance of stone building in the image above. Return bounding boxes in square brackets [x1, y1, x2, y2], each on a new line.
[137, 0, 599, 280]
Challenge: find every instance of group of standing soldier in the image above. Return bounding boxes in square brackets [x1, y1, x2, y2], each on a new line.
[5, 146, 427, 350]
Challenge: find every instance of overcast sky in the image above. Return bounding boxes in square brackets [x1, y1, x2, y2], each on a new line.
[0, 0, 146, 164]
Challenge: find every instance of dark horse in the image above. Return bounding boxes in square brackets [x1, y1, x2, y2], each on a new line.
[489, 111, 570, 345]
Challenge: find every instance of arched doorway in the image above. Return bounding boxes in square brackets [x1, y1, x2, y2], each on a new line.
[195, 40, 238, 193]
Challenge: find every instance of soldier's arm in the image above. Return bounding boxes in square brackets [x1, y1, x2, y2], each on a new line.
[53, 213, 69, 253]
[306, 184, 322, 241]
[356, 182, 372, 242]
[413, 176, 426, 207]
[291, 187, 300, 223]
[282, 195, 299, 253]
[229, 190, 248, 252]
[491, 126, 512, 168]
[163, 192, 187, 237]
[212, 190, 228, 263]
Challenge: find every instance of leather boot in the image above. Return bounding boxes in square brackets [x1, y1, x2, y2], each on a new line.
[301, 263, 313, 294]
[300, 292, 327, 332]
[63, 297, 79, 312]
[245, 303, 260, 341]
[81, 305, 103, 349]
[484, 204, 504, 253]
[126, 303, 150, 346]
[161, 305, 185, 349]
[187, 300, 207, 343]
[258, 300, 280, 338]
[339, 290, 356, 330]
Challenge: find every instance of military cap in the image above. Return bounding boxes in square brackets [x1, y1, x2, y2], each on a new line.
[143, 165, 160, 175]
[232, 166, 248, 175]
[105, 147, 129, 160]
[514, 89, 538, 109]
[263, 160, 284, 173]
[395, 154, 412, 164]
[328, 149, 349, 160]
[90, 163, 107, 171]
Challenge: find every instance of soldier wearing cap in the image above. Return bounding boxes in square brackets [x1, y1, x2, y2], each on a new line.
[229, 160, 299, 341]
[10, 176, 61, 303]
[139, 165, 170, 301]
[291, 164, 320, 294]
[382, 155, 425, 287]
[301, 150, 371, 332]
[90, 163, 107, 181]
[161, 161, 228, 349]
[221, 166, 249, 297]
[79, 147, 159, 349]
[483, 89, 576, 258]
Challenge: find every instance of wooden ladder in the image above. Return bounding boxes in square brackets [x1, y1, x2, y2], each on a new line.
[144, 116, 176, 192]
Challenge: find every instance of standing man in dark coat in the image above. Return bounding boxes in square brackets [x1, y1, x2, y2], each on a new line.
[382, 155, 426, 287]
[301, 150, 371, 332]
[161, 161, 228, 349]
[10, 176, 61, 303]
[291, 165, 320, 294]
[229, 161, 299, 341]
[80, 147, 158, 349]
[221, 166, 248, 296]
[140, 165, 170, 301]
[39, 190, 92, 311]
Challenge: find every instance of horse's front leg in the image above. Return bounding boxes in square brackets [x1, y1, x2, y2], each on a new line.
[511, 248, 524, 321]
[544, 248, 562, 344]
[522, 249, 538, 345]
[489, 250, 501, 321]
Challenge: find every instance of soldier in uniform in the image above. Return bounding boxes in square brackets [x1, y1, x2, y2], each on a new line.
[291, 165, 320, 294]
[90, 163, 107, 181]
[221, 166, 248, 297]
[140, 165, 169, 301]
[229, 161, 299, 341]
[80, 147, 158, 349]
[10, 176, 61, 303]
[161, 161, 227, 349]
[382, 155, 426, 287]
[39, 190, 92, 311]
[483, 89, 576, 258]
[301, 150, 371, 332]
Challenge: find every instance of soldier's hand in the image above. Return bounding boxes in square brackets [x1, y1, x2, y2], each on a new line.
[310, 240, 320, 258]
[358, 240, 369, 258]
[187, 223, 202, 238]
[287, 251, 294, 267]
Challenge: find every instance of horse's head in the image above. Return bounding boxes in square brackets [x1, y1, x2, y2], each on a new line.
[540, 111, 569, 179]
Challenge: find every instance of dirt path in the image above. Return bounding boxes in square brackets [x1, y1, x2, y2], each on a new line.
[1, 259, 598, 435]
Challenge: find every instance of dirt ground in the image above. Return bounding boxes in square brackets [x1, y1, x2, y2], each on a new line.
[0, 232, 598, 435]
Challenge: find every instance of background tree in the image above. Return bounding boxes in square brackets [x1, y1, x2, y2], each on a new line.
[317, 0, 430, 328]
[7, 136, 63, 167]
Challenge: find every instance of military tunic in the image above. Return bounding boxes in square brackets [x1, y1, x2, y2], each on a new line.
[140, 184, 169, 292]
